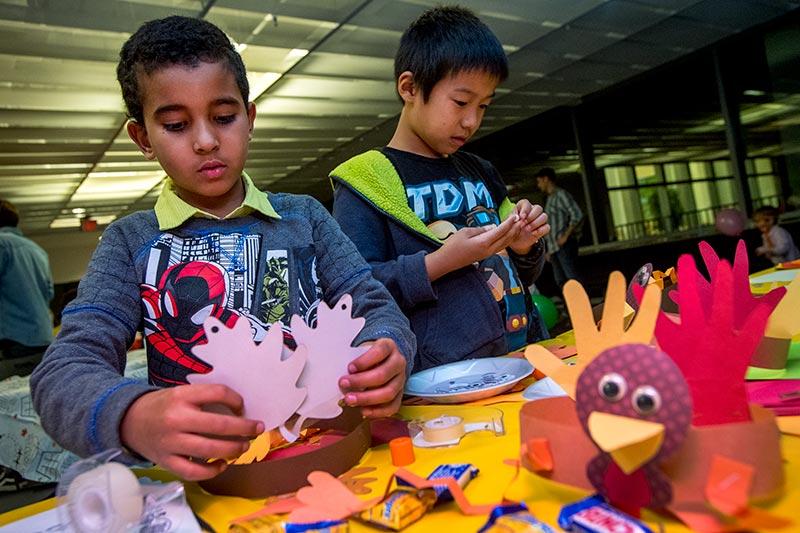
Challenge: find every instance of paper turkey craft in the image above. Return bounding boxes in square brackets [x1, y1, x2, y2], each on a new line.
[187, 294, 368, 458]
[520, 271, 663, 489]
[521, 257, 790, 532]
[575, 343, 692, 518]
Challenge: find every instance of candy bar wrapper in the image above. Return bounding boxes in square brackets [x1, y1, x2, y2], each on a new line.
[358, 487, 437, 530]
[558, 495, 654, 533]
[396, 463, 478, 504]
[229, 516, 348, 533]
[478, 503, 557, 533]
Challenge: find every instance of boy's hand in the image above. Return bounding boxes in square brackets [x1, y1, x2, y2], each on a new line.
[509, 199, 550, 254]
[120, 384, 264, 481]
[425, 214, 521, 281]
[339, 338, 407, 418]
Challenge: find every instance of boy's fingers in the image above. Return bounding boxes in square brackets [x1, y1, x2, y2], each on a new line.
[342, 355, 405, 392]
[347, 338, 397, 373]
[361, 395, 403, 418]
[480, 216, 517, 247]
[191, 411, 264, 438]
[527, 212, 547, 229]
[516, 200, 533, 219]
[180, 383, 245, 414]
[165, 456, 227, 482]
[344, 374, 405, 407]
[177, 433, 249, 461]
[457, 227, 488, 239]
[532, 224, 550, 239]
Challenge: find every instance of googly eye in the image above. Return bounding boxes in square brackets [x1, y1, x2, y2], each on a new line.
[632, 385, 661, 416]
[598, 373, 627, 402]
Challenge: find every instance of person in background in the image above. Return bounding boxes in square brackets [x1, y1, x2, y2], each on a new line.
[754, 205, 800, 265]
[0, 199, 54, 361]
[535, 167, 584, 288]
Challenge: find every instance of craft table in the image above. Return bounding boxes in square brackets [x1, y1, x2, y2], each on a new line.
[1, 395, 798, 532]
[2, 261, 799, 531]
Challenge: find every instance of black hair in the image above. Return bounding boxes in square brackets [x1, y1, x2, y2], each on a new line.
[117, 15, 249, 124]
[535, 167, 557, 182]
[395, 5, 508, 102]
[0, 199, 19, 228]
[753, 205, 779, 220]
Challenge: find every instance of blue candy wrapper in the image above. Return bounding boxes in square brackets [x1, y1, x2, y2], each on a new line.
[478, 503, 557, 533]
[558, 495, 654, 533]
[396, 463, 478, 503]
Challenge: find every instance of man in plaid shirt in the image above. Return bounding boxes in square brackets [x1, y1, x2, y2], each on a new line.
[536, 167, 584, 287]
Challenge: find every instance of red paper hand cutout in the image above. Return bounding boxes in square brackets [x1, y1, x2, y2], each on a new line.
[655, 254, 773, 426]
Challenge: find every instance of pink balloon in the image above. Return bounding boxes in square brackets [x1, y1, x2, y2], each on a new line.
[715, 208, 746, 236]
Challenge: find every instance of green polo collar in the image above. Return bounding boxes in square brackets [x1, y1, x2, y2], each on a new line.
[154, 172, 280, 230]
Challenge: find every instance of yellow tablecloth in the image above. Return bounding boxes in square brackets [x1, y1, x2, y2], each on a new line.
[2, 400, 799, 532]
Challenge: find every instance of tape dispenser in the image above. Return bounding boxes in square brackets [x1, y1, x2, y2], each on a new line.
[407, 406, 504, 448]
[56, 449, 191, 532]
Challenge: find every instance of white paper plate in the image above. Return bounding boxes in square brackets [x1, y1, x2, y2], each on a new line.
[522, 376, 568, 401]
[405, 357, 534, 404]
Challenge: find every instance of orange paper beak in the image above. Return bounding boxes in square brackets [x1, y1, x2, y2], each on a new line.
[588, 411, 665, 474]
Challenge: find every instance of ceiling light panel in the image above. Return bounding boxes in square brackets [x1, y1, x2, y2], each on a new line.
[292, 52, 393, 80]
[587, 40, 681, 68]
[239, 44, 307, 72]
[209, 7, 336, 51]
[633, 17, 730, 50]
[0, 19, 128, 62]
[681, 0, 792, 30]
[0, 86, 124, 113]
[316, 24, 402, 58]
[255, 96, 397, 117]
[0, 1, 197, 35]
[570, 1, 673, 36]
[216, 0, 365, 22]
[0, 109, 124, 129]
[0, 54, 118, 91]
[69, 170, 165, 203]
[529, 26, 622, 58]
[268, 75, 395, 101]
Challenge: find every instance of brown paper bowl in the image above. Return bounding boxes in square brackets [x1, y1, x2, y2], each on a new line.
[660, 404, 784, 505]
[200, 408, 371, 498]
[751, 336, 791, 369]
[519, 396, 596, 490]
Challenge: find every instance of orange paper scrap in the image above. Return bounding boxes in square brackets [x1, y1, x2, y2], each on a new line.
[704, 454, 753, 516]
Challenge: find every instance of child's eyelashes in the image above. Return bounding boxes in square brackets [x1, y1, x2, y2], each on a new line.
[452, 99, 491, 109]
[163, 121, 187, 132]
[161, 115, 236, 133]
[215, 114, 236, 125]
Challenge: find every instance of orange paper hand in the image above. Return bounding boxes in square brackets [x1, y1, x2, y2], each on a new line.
[566, 271, 661, 365]
[527, 272, 661, 398]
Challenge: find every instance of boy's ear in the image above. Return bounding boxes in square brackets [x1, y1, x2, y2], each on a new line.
[126, 120, 156, 161]
[396, 71, 417, 104]
[247, 102, 256, 138]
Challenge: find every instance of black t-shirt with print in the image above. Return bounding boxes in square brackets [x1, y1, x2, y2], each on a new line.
[380, 146, 534, 352]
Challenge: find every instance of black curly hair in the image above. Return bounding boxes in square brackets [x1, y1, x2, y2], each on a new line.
[117, 15, 249, 124]
[395, 5, 508, 102]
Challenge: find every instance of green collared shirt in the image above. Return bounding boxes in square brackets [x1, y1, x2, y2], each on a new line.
[154, 172, 280, 230]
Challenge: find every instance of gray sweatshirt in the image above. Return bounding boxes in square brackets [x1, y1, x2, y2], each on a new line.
[30, 193, 415, 460]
